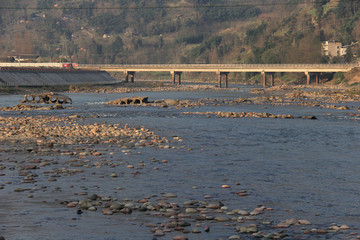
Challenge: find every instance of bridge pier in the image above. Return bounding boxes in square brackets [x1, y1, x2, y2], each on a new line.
[261, 72, 275, 87]
[171, 71, 182, 85]
[124, 71, 136, 83]
[261, 71, 266, 87]
[217, 72, 229, 88]
[305, 72, 321, 85]
[305, 72, 310, 85]
[270, 73, 275, 87]
[315, 73, 320, 85]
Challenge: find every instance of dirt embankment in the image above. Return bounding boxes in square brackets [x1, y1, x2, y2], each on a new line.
[346, 68, 360, 85]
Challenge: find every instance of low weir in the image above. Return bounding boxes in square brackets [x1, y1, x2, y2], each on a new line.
[21, 93, 72, 104]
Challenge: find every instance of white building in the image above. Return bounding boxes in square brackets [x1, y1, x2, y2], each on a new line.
[322, 41, 347, 57]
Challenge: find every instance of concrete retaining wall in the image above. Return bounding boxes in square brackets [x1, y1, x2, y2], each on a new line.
[0, 70, 117, 86]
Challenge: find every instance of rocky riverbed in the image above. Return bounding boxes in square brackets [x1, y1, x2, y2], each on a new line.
[0, 113, 355, 239]
[0, 84, 359, 240]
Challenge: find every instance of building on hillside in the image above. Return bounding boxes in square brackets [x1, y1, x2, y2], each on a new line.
[321, 41, 347, 57]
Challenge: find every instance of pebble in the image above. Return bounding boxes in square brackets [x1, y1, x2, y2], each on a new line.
[153, 230, 165, 236]
[102, 208, 113, 215]
[185, 208, 197, 214]
[88, 206, 97, 211]
[215, 216, 230, 222]
[67, 201, 79, 208]
[207, 204, 220, 209]
[120, 208, 132, 214]
[228, 235, 241, 239]
[316, 229, 328, 234]
[340, 225, 350, 229]
[299, 219, 312, 225]
[277, 218, 299, 228]
[236, 224, 257, 233]
[146, 223, 158, 227]
[173, 236, 188, 240]
[163, 193, 177, 198]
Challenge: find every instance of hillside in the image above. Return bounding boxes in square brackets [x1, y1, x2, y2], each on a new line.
[0, 0, 360, 84]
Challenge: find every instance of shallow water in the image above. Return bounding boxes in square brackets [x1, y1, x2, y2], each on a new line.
[0, 87, 359, 239]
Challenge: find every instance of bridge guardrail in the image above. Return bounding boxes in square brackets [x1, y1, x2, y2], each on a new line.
[78, 63, 357, 69]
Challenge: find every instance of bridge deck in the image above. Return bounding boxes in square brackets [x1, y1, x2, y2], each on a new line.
[77, 64, 357, 73]
[0, 62, 357, 87]
[0, 63, 356, 73]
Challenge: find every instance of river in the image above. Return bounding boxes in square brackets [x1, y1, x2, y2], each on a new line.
[0, 86, 359, 239]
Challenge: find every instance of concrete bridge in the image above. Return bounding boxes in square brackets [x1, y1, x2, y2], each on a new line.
[75, 63, 357, 87]
[0, 63, 357, 87]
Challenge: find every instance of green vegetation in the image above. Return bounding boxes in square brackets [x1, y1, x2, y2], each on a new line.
[333, 72, 346, 85]
[198, 0, 261, 22]
[0, 0, 359, 70]
[89, 14, 128, 34]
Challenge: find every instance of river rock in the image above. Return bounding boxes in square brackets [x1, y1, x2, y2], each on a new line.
[153, 230, 165, 236]
[228, 235, 241, 239]
[207, 203, 220, 209]
[110, 203, 122, 210]
[163, 193, 177, 198]
[277, 218, 299, 228]
[316, 229, 328, 234]
[165, 99, 179, 105]
[299, 219, 312, 225]
[67, 201, 78, 208]
[340, 225, 350, 229]
[236, 224, 258, 233]
[173, 236, 188, 240]
[102, 208, 113, 215]
[185, 208, 197, 214]
[215, 216, 230, 222]
[88, 206, 97, 211]
[120, 207, 132, 214]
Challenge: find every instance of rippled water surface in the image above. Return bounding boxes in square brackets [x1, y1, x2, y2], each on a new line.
[0, 87, 359, 240]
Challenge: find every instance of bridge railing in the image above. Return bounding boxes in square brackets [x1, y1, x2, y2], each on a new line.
[78, 63, 358, 69]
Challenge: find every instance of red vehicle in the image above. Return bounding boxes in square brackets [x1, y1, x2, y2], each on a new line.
[62, 63, 73, 68]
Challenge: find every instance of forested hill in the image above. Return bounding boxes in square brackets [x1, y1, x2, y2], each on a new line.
[0, 0, 359, 65]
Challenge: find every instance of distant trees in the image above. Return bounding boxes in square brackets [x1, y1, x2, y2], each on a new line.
[334, 0, 360, 44]
[344, 46, 354, 63]
[336, 0, 360, 18]
[176, 34, 204, 45]
[199, 0, 261, 22]
[314, 0, 330, 17]
[245, 22, 267, 44]
[37, 0, 55, 8]
[89, 14, 128, 34]
[63, 1, 96, 18]
[110, 36, 124, 62]
[1, 0, 359, 65]
[188, 35, 222, 59]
